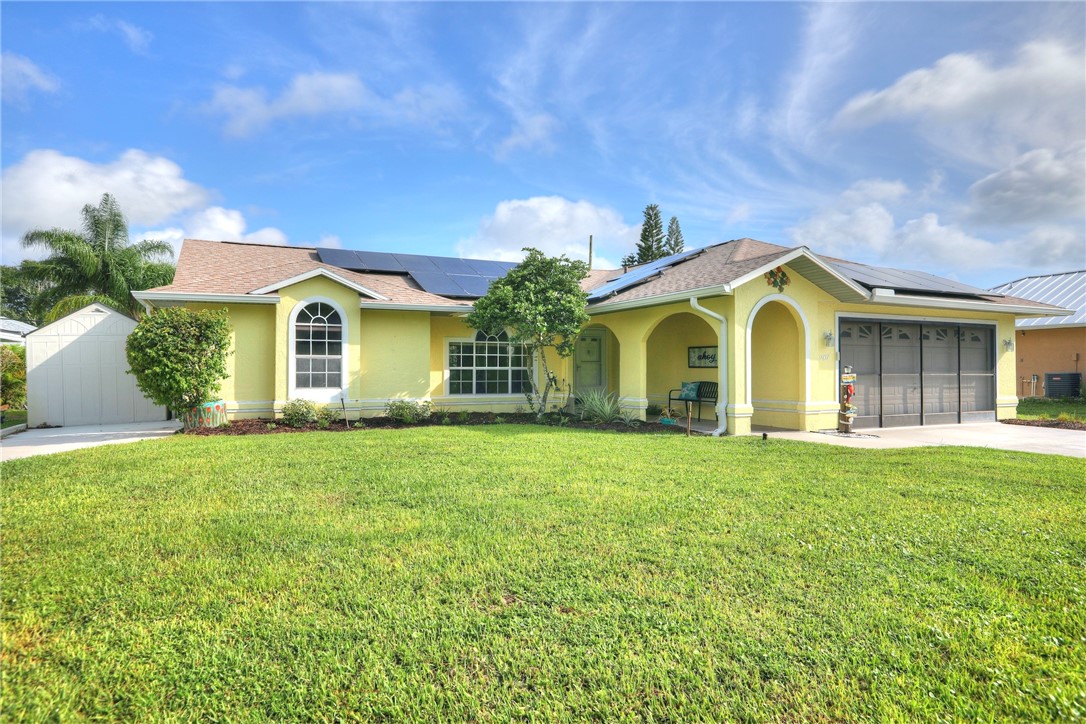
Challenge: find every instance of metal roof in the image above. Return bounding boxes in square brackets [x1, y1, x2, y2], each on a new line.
[0, 317, 35, 335]
[989, 270, 1085, 327]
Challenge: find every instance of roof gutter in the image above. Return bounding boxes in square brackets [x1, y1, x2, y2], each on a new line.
[133, 291, 281, 307]
[689, 297, 729, 436]
[360, 301, 474, 313]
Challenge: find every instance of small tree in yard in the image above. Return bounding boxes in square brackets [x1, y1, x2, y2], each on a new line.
[467, 248, 589, 422]
[126, 307, 231, 429]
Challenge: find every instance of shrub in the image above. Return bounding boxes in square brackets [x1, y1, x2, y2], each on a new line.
[433, 407, 452, 425]
[645, 403, 663, 417]
[316, 405, 341, 427]
[0, 345, 27, 409]
[281, 399, 318, 428]
[455, 411, 470, 424]
[580, 389, 621, 424]
[385, 399, 432, 424]
[619, 408, 641, 427]
[125, 307, 231, 427]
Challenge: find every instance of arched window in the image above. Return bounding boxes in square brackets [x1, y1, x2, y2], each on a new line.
[448, 331, 530, 395]
[294, 301, 343, 389]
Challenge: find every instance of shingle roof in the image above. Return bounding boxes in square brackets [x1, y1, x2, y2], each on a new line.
[990, 270, 1086, 327]
[146, 237, 1067, 316]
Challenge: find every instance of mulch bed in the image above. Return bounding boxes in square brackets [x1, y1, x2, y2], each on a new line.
[1000, 418, 1086, 431]
[183, 412, 699, 436]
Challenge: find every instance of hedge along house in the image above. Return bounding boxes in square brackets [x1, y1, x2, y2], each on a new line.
[134, 238, 1069, 434]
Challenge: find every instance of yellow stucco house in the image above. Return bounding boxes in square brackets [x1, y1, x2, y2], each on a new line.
[134, 238, 1067, 435]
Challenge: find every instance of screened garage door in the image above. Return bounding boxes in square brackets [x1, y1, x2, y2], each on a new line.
[839, 319, 995, 428]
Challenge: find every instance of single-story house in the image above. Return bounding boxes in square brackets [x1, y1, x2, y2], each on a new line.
[1, 317, 35, 345]
[133, 237, 1069, 434]
[990, 270, 1085, 398]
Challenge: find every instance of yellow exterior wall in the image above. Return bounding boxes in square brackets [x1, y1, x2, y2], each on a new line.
[428, 314, 574, 413]
[1014, 326, 1086, 397]
[187, 302, 276, 418]
[749, 301, 803, 430]
[359, 309, 431, 414]
[645, 313, 718, 409]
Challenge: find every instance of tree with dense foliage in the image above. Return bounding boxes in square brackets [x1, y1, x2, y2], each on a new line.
[1, 262, 53, 326]
[0, 344, 27, 409]
[21, 193, 175, 322]
[665, 216, 684, 255]
[623, 204, 677, 266]
[125, 307, 231, 428]
[467, 248, 589, 422]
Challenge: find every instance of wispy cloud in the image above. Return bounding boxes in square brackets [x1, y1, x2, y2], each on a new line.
[85, 14, 154, 55]
[1, 53, 59, 106]
[205, 71, 464, 138]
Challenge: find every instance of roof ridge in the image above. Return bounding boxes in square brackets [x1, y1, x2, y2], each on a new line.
[990, 269, 1086, 289]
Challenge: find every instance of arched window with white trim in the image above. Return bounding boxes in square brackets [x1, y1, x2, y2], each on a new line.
[294, 301, 343, 390]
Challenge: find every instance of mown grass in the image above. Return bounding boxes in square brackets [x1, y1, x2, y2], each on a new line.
[1018, 396, 1086, 422]
[1, 409, 27, 429]
[2, 427, 1084, 721]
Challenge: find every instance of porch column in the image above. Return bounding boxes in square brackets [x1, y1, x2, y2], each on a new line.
[612, 326, 649, 420]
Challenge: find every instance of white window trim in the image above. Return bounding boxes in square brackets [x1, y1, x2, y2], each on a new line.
[288, 296, 349, 403]
[444, 332, 537, 397]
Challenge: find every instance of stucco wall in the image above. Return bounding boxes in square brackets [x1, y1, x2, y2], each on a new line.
[188, 302, 276, 418]
[1015, 326, 1086, 397]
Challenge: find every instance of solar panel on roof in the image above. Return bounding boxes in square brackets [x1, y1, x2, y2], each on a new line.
[831, 261, 988, 296]
[450, 274, 492, 297]
[411, 271, 472, 297]
[587, 248, 703, 301]
[394, 254, 442, 273]
[433, 257, 476, 275]
[465, 259, 517, 276]
[315, 248, 364, 270]
[353, 251, 406, 272]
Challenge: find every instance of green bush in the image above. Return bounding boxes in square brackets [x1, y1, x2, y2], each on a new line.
[455, 411, 470, 424]
[579, 389, 621, 424]
[281, 399, 318, 428]
[385, 399, 432, 424]
[645, 403, 663, 417]
[316, 405, 342, 427]
[125, 308, 230, 425]
[0, 345, 27, 409]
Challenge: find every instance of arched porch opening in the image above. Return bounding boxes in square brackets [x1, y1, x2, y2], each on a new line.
[573, 324, 620, 401]
[646, 312, 718, 420]
[749, 300, 806, 430]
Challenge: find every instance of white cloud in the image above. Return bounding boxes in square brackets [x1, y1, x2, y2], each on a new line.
[968, 143, 1086, 224]
[1, 52, 59, 106]
[85, 15, 153, 55]
[1, 149, 289, 263]
[208, 72, 367, 137]
[458, 196, 637, 269]
[789, 178, 1085, 275]
[311, 234, 343, 249]
[725, 203, 752, 225]
[835, 41, 1085, 167]
[205, 71, 464, 138]
[2, 149, 210, 245]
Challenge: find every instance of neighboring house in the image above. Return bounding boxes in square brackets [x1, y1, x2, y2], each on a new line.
[990, 271, 1086, 398]
[0, 317, 35, 345]
[133, 237, 1069, 434]
[25, 303, 166, 427]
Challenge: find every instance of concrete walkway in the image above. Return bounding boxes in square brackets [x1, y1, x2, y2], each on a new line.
[0, 420, 181, 462]
[753, 421, 1085, 458]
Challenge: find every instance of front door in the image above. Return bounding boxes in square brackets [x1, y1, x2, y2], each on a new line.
[574, 331, 606, 398]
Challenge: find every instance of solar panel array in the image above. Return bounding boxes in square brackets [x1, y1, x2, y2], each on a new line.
[315, 248, 518, 298]
[587, 248, 705, 301]
[830, 260, 991, 297]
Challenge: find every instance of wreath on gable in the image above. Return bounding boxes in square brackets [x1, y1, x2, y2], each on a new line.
[765, 266, 791, 292]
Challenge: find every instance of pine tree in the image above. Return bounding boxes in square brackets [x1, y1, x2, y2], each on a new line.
[665, 216, 684, 255]
[633, 204, 665, 264]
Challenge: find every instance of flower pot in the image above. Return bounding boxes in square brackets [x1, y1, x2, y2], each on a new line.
[182, 400, 227, 429]
[659, 417, 677, 425]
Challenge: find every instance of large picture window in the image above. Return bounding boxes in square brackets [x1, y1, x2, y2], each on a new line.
[295, 302, 343, 389]
[448, 331, 530, 395]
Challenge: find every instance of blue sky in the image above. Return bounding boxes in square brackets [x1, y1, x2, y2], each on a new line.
[2, 2, 1083, 288]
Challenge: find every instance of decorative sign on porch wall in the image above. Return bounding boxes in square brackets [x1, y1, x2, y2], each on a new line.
[688, 346, 718, 368]
[765, 266, 791, 292]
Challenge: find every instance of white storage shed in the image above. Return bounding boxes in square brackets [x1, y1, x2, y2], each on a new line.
[25, 303, 166, 427]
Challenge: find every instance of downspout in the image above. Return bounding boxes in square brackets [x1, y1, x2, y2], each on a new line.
[690, 297, 728, 436]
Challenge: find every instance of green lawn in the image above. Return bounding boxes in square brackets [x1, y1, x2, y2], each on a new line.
[3, 428, 1083, 721]
[1018, 396, 1086, 422]
[1, 409, 27, 429]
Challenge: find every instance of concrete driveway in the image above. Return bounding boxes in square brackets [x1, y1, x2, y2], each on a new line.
[758, 421, 1085, 458]
[1, 421, 181, 462]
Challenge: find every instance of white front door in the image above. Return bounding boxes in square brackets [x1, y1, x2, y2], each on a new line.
[574, 331, 606, 397]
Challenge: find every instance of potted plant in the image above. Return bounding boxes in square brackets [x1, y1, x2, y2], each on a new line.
[126, 308, 232, 430]
[658, 406, 684, 425]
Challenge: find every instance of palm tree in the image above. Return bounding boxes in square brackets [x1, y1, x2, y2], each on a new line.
[21, 193, 175, 322]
